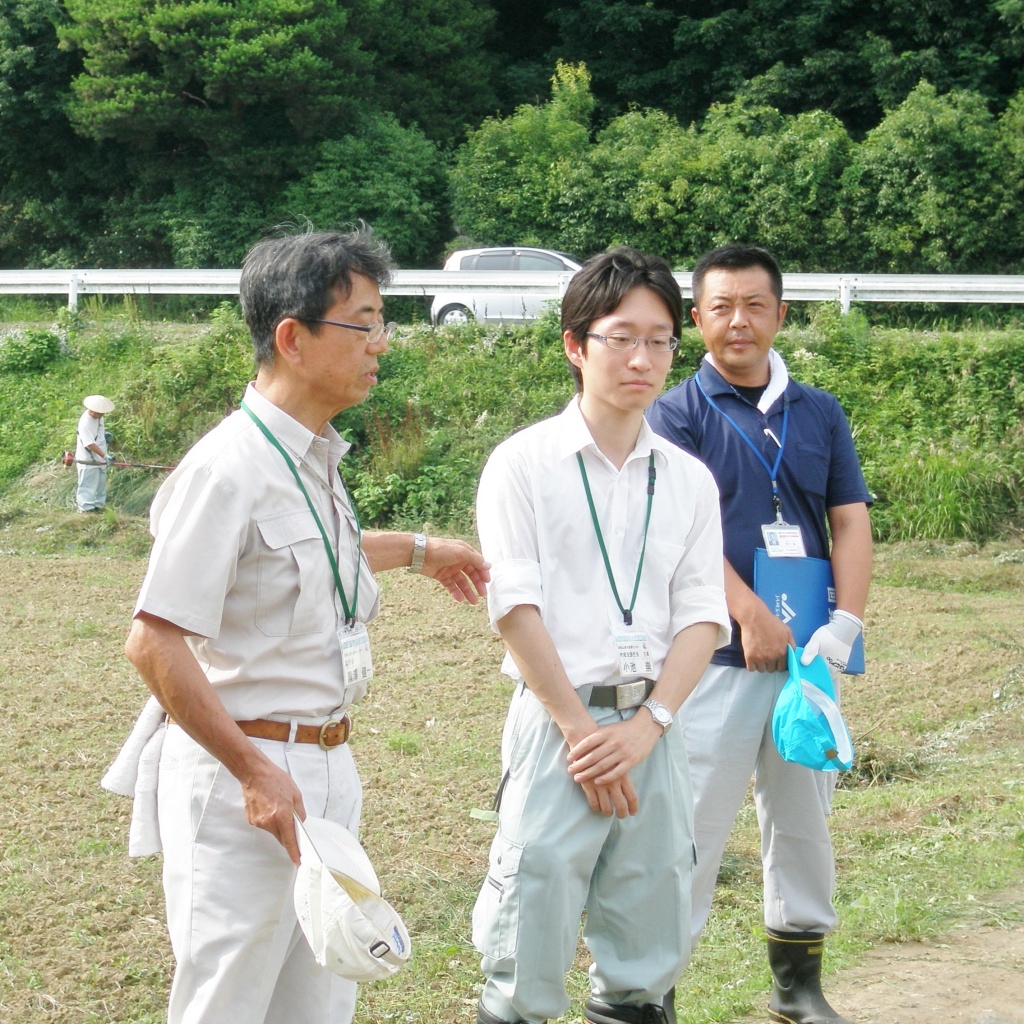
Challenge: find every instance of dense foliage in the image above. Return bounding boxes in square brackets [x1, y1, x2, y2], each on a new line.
[450, 67, 1024, 274]
[2, 306, 1021, 541]
[2, 0, 1024, 273]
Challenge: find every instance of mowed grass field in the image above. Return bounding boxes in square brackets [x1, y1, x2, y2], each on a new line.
[2, 511, 1023, 1024]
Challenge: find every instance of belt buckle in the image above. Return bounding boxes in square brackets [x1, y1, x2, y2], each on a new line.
[318, 717, 344, 751]
[615, 680, 648, 710]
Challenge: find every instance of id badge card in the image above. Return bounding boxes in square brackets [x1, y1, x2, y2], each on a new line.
[761, 523, 807, 558]
[338, 622, 374, 686]
[614, 631, 654, 677]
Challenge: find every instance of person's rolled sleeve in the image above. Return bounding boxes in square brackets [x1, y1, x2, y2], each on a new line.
[486, 559, 543, 632]
[667, 468, 731, 648]
[670, 585, 731, 649]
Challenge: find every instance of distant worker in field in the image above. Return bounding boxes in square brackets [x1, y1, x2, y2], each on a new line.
[76, 394, 114, 513]
[117, 227, 490, 1024]
[472, 246, 731, 1024]
[646, 244, 873, 1024]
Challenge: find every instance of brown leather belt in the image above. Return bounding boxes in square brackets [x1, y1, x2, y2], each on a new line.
[237, 716, 351, 750]
[168, 715, 351, 750]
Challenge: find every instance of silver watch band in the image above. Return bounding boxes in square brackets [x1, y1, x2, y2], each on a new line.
[408, 532, 427, 574]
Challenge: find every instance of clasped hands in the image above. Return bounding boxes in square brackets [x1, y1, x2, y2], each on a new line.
[564, 714, 661, 819]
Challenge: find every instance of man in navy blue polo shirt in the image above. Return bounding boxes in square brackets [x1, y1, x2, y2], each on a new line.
[646, 244, 872, 1024]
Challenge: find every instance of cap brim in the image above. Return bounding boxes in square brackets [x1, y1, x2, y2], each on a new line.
[295, 816, 380, 895]
[788, 644, 835, 698]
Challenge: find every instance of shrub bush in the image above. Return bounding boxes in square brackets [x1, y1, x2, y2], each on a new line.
[2, 308, 1022, 542]
[0, 329, 62, 373]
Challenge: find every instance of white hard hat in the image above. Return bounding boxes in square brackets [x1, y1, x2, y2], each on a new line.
[83, 394, 115, 414]
[293, 815, 411, 982]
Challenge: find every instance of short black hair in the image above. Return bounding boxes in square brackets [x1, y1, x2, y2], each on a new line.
[561, 246, 682, 392]
[691, 244, 783, 308]
[240, 225, 394, 366]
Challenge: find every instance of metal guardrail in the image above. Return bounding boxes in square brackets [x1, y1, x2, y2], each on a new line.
[2, 268, 1024, 314]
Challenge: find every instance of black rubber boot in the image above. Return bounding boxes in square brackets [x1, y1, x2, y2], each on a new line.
[476, 1001, 532, 1024]
[766, 929, 852, 1024]
[584, 998, 670, 1024]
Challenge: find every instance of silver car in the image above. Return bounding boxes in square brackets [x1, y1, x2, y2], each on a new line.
[430, 247, 583, 325]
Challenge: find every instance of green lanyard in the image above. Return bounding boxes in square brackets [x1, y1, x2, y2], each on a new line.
[242, 400, 360, 625]
[576, 451, 656, 627]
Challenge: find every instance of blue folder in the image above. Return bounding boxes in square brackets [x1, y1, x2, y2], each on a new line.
[753, 548, 865, 674]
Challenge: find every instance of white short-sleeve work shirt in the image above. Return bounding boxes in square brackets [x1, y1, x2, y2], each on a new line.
[135, 384, 379, 720]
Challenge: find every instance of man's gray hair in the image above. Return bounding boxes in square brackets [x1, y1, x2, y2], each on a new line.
[240, 225, 395, 365]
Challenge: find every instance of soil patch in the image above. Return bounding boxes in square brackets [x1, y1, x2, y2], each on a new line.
[826, 914, 1024, 1023]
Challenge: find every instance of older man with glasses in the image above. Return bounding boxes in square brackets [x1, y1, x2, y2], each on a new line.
[118, 226, 489, 1024]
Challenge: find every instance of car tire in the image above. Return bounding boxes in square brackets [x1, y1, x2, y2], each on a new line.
[436, 304, 473, 326]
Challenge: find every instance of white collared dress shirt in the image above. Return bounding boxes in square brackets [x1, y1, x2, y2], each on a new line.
[477, 395, 730, 685]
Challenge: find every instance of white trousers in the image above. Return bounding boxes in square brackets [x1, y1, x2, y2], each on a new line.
[157, 725, 362, 1024]
[680, 664, 837, 943]
[474, 684, 694, 1024]
[76, 463, 107, 510]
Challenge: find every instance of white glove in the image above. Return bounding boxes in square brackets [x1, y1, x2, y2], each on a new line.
[800, 610, 863, 672]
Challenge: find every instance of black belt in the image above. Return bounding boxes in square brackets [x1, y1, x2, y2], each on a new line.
[582, 678, 655, 710]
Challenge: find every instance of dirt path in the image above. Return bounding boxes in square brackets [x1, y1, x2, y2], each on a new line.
[825, 920, 1024, 1023]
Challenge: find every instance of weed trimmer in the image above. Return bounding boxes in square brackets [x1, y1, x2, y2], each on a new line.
[61, 450, 177, 471]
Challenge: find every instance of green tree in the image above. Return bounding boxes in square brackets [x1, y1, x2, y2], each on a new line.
[0, 0, 136, 267]
[840, 82, 1016, 272]
[448, 61, 594, 247]
[59, 0, 372, 188]
[347, 0, 498, 145]
[542, 0, 1022, 135]
[279, 112, 449, 267]
[629, 100, 853, 269]
[552, 108, 688, 259]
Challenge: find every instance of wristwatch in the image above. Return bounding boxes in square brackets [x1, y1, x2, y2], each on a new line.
[641, 699, 673, 735]
[408, 532, 427, 574]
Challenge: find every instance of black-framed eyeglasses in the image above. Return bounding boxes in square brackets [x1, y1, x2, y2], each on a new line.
[301, 318, 397, 345]
[586, 332, 679, 353]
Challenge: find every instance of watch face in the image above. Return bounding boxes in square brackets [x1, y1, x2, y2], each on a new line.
[645, 700, 672, 730]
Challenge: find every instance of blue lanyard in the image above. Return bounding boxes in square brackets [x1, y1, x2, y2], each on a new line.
[695, 369, 790, 523]
[241, 400, 360, 624]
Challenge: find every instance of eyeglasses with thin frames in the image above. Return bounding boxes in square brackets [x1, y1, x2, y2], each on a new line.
[301, 318, 397, 346]
[586, 332, 679, 353]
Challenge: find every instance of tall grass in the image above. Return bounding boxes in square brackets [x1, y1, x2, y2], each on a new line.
[2, 303, 1023, 540]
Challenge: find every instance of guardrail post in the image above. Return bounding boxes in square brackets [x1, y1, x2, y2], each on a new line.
[839, 277, 851, 315]
[68, 273, 80, 311]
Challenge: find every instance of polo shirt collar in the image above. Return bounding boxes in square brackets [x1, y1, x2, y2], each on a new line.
[556, 395, 673, 467]
[241, 383, 351, 466]
[699, 349, 794, 413]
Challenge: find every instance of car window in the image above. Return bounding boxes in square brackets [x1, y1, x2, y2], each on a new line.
[475, 252, 515, 271]
[518, 252, 567, 271]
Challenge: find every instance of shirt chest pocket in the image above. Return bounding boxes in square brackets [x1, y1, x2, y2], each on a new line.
[793, 441, 830, 499]
[256, 508, 333, 637]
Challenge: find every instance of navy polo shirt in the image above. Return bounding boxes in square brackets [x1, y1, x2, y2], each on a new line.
[646, 360, 871, 667]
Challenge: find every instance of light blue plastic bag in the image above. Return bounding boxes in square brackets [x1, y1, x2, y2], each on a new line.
[772, 646, 855, 772]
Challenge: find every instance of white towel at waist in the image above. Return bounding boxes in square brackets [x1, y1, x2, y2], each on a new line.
[101, 695, 165, 857]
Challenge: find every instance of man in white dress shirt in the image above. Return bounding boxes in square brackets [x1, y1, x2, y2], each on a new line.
[123, 227, 489, 1024]
[471, 247, 731, 1024]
